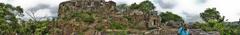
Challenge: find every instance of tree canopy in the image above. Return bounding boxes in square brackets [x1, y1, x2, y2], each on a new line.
[129, 3, 138, 9]
[159, 11, 183, 23]
[117, 4, 128, 12]
[0, 3, 23, 23]
[0, 3, 50, 35]
[195, 8, 240, 35]
[138, 0, 155, 12]
[0, 3, 24, 34]
[200, 8, 224, 22]
[129, 0, 155, 13]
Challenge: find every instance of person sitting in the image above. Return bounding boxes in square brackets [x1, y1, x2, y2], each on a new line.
[178, 25, 190, 35]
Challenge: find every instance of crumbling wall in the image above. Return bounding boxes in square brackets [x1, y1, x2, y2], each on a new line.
[56, 0, 162, 35]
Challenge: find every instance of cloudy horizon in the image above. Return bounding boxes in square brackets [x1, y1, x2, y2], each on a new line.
[1, 0, 240, 22]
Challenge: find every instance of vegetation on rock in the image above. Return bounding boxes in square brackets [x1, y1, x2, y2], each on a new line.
[159, 11, 183, 23]
[1, 0, 240, 35]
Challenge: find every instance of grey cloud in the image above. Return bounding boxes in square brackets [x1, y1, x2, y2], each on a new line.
[27, 4, 50, 13]
[48, 6, 58, 18]
[153, 0, 176, 9]
[196, 0, 207, 4]
[25, 3, 58, 19]
[181, 11, 203, 22]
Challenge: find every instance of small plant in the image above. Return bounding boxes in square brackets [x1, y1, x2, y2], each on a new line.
[110, 21, 127, 30]
[73, 12, 95, 23]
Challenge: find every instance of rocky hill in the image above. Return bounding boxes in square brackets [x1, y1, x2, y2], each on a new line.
[52, 0, 179, 35]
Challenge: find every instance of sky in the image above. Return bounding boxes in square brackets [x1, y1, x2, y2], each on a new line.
[1, 0, 240, 22]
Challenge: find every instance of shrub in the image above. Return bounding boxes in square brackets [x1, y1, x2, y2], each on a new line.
[73, 12, 95, 23]
[110, 21, 127, 30]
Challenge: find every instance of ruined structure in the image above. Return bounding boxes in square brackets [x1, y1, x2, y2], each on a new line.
[55, 0, 164, 35]
[59, 0, 116, 18]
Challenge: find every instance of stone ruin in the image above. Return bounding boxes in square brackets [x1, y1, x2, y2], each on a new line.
[58, 0, 116, 19]
[57, 0, 164, 35]
[59, 0, 161, 30]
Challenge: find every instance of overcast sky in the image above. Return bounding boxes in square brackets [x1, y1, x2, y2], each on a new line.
[1, 0, 240, 22]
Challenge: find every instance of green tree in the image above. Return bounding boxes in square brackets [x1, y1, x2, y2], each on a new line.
[129, 3, 138, 9]
[0, 3, 24, 34]
[0, 3, 50, 35]
[138, 0, 155, 12]
[129, 0, 155, 13]
[117, 4, 128, 12]
[159, 11, 183, 23]
[200, 8, 224, 22]
[117, 4, 128, 9]
[197, 8, 240, 35]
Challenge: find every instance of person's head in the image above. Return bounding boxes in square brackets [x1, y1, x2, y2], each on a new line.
[183, 23, 189, 29]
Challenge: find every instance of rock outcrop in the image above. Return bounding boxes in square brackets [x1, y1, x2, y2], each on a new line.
[54, 0, 164, 35]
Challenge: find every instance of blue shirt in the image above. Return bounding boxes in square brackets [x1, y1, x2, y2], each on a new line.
[178, 26, 190, 35]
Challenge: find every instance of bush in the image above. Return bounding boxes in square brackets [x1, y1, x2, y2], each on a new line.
[194, 19, 240, 35]
[73, 12, 95, 23]
[110, 21, 127, 30]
